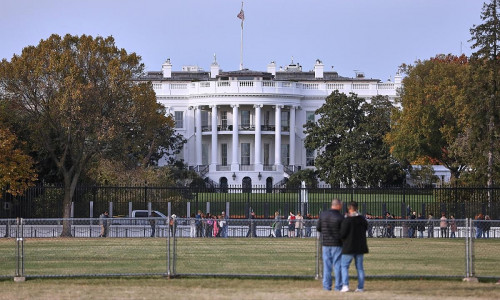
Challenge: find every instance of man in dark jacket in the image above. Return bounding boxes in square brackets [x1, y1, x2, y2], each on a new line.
[340, 201, 368, 293]
[317, 198, 344, 291]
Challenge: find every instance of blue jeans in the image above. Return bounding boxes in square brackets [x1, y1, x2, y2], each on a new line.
[322, 246, 342, 291]
[341, 254, 365, 290]
[475, 227, 482, 238]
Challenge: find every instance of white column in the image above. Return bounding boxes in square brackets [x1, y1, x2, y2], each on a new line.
[254, 104, 262, 170]
[274, 105, 282, 167]
[231, 104, 239, 171]
[195, 106, 202, 166]
[289, 106, 296, 167]
[210, 105, 218, 171]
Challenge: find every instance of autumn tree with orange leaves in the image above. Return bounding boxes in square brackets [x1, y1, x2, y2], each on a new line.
[0, 126, 37, 198]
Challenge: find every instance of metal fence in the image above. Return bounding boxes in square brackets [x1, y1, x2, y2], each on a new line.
[1, 218, 499, 281]
[2, 185, 500, 220]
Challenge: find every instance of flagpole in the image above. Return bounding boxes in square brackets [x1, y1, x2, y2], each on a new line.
[239, 2, 244, 70]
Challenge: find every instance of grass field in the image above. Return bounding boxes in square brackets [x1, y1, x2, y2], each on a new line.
[1, 238, 499, 278]
[0, 277, 499, 300]
[0, 238, 499, 299]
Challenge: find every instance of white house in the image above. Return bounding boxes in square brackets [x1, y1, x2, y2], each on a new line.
[138, 58, 400, 188]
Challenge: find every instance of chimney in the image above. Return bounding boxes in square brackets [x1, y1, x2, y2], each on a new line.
[162, 58, 172, 78]
[314, 59, 324, 79]
[211, 54, 219, 78]
[267, 61, 276, 76]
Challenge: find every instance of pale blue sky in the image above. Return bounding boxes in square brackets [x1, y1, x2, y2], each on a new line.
[1, 0, 485, 80]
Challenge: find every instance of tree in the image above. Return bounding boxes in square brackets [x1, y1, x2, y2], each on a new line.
[357, 95, 400, 186]
[386, 55, 470, 180]
[0, 34, 181, 236]
[304, 91, 396, 187]
[469, 0, 500, 188]
[286, 169, 318, 189]
[0, 126, 37, 198]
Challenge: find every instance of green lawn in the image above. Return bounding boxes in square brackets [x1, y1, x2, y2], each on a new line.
[0, 238, 499, 278]
[191, 190, 439, 217]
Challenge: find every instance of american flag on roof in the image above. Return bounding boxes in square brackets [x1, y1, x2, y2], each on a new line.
[237, 8, 244, 21]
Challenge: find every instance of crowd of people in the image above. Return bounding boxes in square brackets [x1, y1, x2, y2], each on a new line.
[172, 210, 315, 238]
[365, 210, 494, 239]
[99, 208, 495, 240]
[272, 211, 314, 238]
[183, 210, 229, 238]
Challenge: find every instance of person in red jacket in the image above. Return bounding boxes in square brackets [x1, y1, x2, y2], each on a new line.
[340, 201, 369, 293]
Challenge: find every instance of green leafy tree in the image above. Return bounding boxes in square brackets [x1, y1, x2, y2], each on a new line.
[0, 34, 181, 236]
[357, 95, 399, 186]
[469, 0, 500, 188]
[286, 169, 318, 189]
[386, 55, 470, 180]
[304, 91, 396, 187]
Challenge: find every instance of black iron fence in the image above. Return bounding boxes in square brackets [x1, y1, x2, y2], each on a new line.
[1, 185, 499, 220]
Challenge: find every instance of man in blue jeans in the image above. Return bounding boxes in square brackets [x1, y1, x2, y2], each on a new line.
[317, 199, 344, 291]
[340, 201, 369, 292]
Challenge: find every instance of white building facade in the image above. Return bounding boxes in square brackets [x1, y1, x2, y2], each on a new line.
[139, 59, 401, 188]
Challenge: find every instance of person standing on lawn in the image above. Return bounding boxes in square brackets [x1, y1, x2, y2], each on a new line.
[317, 198, 344, 291]
[99, 211, 109, 237]
[340, 201, 369, 293]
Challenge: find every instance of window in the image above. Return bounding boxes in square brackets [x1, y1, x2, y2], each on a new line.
[221, 144, 228, 166]
[241, 110, 250, 128]
[306, 149, 315, 166]
[202, 144, 208, 165]
[264, 111, 270, 125]
[281, 111, 289, 131]
[281, 144, 289, 166]
[174, 111, 183, 128]
[306, 111, 315, 123]
[221, 111, 228, 129]
[201, 111, 209, 131]
[241, 143, 250, 165]
[263, 143, 270, 166]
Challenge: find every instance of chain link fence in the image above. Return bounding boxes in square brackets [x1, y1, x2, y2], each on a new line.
[0, 218, 498, 280]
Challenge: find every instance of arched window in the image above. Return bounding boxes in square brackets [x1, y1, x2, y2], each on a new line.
[219, 177, 228, 193]
[242, 177, 252, 193]
[266, 177, 273, 193]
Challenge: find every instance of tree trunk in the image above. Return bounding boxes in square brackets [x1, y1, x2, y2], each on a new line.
[60, 183, 73, 237]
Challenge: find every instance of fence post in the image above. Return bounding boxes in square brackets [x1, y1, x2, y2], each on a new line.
[148, 202, 152, 216]
[187, 202, 191, 219]
[89, 201, 94, 218]
[108, 202, 113, 218]
[225, 202, 230, 238]
[315, 227, 320, 280]
[464, 218, 478, 282]
[470, 218, 475, 277]
[465, 217, 469, 277]
[206, 202, 210, 215]
[14, 218, 25, 282]
[128, 202, 133, 218]
[167, 213, 171, 278]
